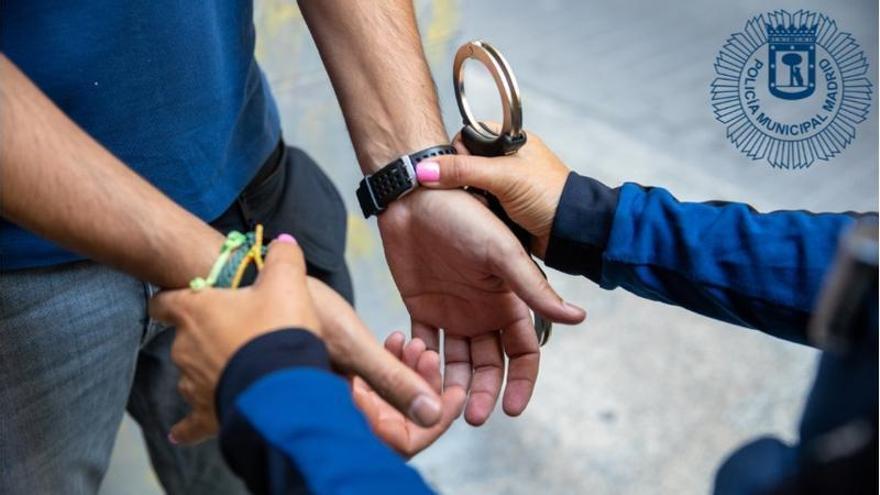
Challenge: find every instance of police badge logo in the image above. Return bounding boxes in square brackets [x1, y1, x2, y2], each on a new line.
[710, 10, 872, 169]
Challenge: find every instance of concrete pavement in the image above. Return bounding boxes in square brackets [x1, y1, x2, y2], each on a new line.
[100, 1, 877, 493]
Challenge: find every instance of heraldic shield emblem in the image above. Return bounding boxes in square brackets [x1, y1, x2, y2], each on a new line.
[767, 23, 817, 100]
[711, 10, 872, 169]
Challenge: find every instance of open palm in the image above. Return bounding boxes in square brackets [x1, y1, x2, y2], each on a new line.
[378, 189, 585, 425]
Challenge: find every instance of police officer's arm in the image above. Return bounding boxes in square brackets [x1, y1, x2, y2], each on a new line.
[418, 133, 867, 345]
[0, 53, 225, 286]
[150, 243, 437, 494]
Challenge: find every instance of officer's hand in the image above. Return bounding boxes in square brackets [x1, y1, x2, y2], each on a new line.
[353, 333, 466, 458]
[150, 236, 445, 445]
[415, 129, 571, 258]
[150, 236, 321, 444]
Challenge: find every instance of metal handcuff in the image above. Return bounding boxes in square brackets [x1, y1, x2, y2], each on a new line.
[453, 40, 552, 346]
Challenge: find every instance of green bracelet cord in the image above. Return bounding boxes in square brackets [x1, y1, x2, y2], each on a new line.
[189, 231, 247, 290]
[189, 226, 268, 291]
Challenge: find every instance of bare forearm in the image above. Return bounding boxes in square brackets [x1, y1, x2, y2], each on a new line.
[0, 54, 222, 287]
[298, 0, 448, 173]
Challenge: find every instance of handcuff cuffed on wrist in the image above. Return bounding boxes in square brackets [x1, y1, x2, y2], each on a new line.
[356, 145, 457, 218]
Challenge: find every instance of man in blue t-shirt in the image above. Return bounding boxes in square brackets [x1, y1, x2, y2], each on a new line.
[0, 1, 583, 493]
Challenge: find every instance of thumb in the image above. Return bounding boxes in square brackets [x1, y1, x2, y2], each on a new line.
[497, 245, 587, 325]
[253, 234, 307, 292]
[306, 279, 444, 428]
[358, 344, 444, 428]
[416, 154, 514, 195]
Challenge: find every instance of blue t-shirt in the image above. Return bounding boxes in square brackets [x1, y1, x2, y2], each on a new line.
[0, 1, 281, 270]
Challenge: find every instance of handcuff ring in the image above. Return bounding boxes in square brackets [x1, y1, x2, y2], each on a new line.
[452, 40, 551, 346]
[453, 40, 525, 154]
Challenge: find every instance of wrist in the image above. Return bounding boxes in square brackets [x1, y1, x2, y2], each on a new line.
[216, 329, 331, 421]
[358, 132, 450, 175]
[357, 145, 456, 218]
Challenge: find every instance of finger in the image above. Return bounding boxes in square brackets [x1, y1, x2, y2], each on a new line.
[253, 234, 307, 292]
[415, 154, 513, 193]
[443, 334, 472, 391]
[169, 412, 216, 445]
[357, 345, 443, 428]
[500, 316, 540, 417]
[496, 249, 586, 325]
[176, 376, 197, 405]
[147, 290, 187, 326]
[351, 376, 383, 423]
[465, 332, 504, 426]
[411, 320, 439, 352]
[402, 338, 426, 370]
[407, 385, 468, 455]
[384, 331, 406, 359]
[416, 348, 443, 394]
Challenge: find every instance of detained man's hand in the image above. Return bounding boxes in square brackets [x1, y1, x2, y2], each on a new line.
[149, 236, 447, 445]
[352, 332, 466, 458]
[378, 189, 586, 425]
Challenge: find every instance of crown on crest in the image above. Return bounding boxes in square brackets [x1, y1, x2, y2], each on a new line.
[766, 24, 817, 44]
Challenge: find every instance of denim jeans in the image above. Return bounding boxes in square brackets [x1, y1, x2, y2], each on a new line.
[0, 143, 351, 493]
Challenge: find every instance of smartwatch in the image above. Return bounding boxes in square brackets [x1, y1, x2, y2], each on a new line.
[356, 145, 456, 218]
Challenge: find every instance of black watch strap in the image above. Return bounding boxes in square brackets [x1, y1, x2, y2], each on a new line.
[356, 145, 456, 217]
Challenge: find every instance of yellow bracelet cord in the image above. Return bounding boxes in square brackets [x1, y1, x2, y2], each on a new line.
[229, 224, 265, 289]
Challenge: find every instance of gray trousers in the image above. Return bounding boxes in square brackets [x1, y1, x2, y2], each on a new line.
[0, 144, 351, 493]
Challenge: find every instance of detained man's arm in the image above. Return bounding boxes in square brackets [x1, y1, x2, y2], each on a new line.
[0, 54, 446, 432]
[0, 54, 223, 286]
[298, 0, 585, 425]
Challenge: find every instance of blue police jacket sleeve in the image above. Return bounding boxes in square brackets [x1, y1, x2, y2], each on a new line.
[216, 329, 434, 495]
[544, 172, 866, 345]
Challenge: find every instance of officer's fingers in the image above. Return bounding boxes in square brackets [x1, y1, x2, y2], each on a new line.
[415, 154, 515, 196]
[169, 411, 217, 446]
[253, 235, 307, 293]
[356, 344, 443, 428]
[148, 290, 189, 326]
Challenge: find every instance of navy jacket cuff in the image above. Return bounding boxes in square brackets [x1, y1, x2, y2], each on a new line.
[216, 328, 331, 423]
[544, 172, 620, 283]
